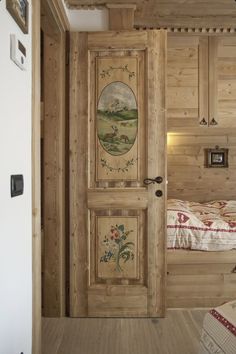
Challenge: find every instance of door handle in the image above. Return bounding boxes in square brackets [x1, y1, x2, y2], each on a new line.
[143, 176, 163, 185]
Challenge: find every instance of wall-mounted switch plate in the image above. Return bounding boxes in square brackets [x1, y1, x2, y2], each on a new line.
[11, 175, 24, 197]
[10, 34, 27, 70]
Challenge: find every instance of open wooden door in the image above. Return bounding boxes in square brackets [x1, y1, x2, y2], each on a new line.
[70, 30, 167, 317]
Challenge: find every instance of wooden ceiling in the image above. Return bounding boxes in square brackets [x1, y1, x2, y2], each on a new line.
[64, 0, 236, 29]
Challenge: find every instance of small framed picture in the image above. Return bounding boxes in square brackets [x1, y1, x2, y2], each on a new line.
[205, 146, 228, 168]
[6, 0, 29, 34]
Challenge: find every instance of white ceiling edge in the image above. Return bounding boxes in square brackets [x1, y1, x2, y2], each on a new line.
[62, 1, 109, 31]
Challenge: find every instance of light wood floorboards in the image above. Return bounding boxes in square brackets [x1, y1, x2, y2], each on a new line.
[42, 309, 207, 354]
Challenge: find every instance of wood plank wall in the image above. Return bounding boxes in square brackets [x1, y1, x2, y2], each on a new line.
[65, 0, 236, 29]
[167, 133, 236, 202]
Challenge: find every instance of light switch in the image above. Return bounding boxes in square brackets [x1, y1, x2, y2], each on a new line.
[11, 175, 24, 197]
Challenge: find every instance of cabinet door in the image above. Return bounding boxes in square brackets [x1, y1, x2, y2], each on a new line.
[167, 35, 208, 130]
[210, 36, 236, 128]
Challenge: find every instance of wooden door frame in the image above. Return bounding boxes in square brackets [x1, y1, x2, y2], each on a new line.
[41, 0, 69, 318]
[32, 0, 69, 352]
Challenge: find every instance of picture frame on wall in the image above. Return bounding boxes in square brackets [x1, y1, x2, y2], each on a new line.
[6, 0, 29, 34]
[205, 146, 229, 168]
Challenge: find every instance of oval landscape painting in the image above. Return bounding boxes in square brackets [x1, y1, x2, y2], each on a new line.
[97, 81, 138, 156]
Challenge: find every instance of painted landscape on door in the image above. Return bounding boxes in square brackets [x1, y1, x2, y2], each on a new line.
[97, 81, 138, 156]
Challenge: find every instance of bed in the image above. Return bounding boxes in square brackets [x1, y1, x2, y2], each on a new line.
[166, 199, 236, 308]
[167, 199, 236, 251]
[199, 300, 236, 354]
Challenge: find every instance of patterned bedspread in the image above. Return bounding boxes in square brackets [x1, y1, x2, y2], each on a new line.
[167, 199, 236, 251]
[199, 300, 236, 354]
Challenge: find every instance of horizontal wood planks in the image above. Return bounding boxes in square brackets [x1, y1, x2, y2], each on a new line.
[88, 189, 148, 209]
[166, 34, 236, 309]
[66, 0, 236, 29]
[167, 250, 236, 308]
[167, 133, 236, 202]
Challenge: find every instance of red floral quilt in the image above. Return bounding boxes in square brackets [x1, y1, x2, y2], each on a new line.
[167, 199, 236, 251]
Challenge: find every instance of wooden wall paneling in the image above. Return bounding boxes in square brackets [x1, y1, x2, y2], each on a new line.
[69, 33, 88, 317]
[168, 249, 236, 264]
[167, 250, 236, 308]
[88, 31, 148, 50]
[147, 30, 167, 317]
[167, 34, 236, 133]
[32, 0, 41, 352]
[65, 0, 236, 30]
[107, 4, 136, 31]
[167, 272, 236, 308]
[167, 133, 236, 202]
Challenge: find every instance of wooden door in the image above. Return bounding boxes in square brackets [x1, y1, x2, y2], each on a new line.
[70, 30, 167, 317]
[209, 36, 236, 128]
[167, 35, 208, 130]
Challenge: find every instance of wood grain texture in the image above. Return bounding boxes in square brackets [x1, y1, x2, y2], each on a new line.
[47, 0, 70, 30]
[168, 35, 236, 131]
[65, 0, 236, 29]
[42, 0, 66, 317]
[208, 37, 218, 127]
[70, 30, 166, 317]
[87, 31, 148, 50]
[217, 36, 236, 128]
[42, 309, 207, 354]
[88, 189, 148, 209]
[167, 250, 236, 308]
[167, 133, 236, 202]
[32, 0, 41, 352]
[168, 249, 236, 264]
[167, 36, 202, 129]
[107, 5, 135, 31]
[69, 33, 89, 317]
[147, 30, 167, 317]
[199, 36, 209, 125]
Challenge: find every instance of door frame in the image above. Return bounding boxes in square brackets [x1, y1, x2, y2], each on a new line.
[32, 0, 69, 352]
[41, 0, 69, 318]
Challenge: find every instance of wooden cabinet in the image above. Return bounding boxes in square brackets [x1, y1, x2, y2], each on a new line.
[167, 35, 208, 130]
[167, 35, 236, 130]
[213, 36, 236, 128]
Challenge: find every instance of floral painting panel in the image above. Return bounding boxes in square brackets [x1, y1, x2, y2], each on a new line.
[97, 217, 138, 279]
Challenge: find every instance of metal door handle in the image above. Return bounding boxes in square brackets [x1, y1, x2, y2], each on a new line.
[143, 176, 163, 185]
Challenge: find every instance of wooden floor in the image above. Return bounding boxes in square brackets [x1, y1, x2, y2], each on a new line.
[42, 309, 207, 354]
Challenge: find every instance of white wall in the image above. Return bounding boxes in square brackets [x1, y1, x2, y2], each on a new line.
[62, 3, 109, 31]
[0, 1, 32, 354]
